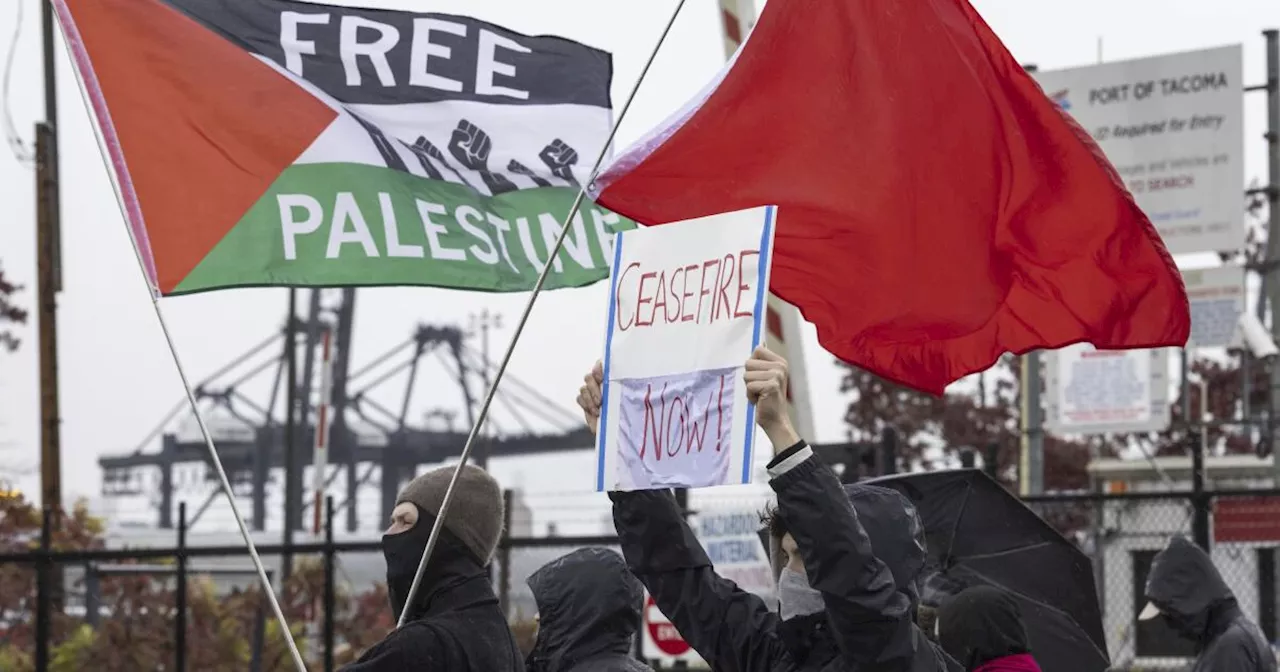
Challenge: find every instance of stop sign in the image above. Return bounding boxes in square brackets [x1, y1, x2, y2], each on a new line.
[645, 595, 691, 656]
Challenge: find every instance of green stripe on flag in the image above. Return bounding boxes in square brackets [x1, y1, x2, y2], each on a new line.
[174, 162, 637, 295]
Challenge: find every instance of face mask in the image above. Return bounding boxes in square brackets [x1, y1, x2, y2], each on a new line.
[778, 567, 824, 621]
[382, 515, 433, 622]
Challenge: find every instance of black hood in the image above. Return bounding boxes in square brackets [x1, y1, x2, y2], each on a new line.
[845, 483, 928, 608]
[937, 585, 1031, 668]
[526, 547, 643, 672]
[1144, 537, 1236, 641]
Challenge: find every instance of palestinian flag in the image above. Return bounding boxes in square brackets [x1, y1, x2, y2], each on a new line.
[56, 0, 631, 296]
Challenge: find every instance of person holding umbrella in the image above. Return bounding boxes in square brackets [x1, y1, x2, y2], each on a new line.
[936, 586, 1042, 671]
[577, 347, 957, 671]
[866, 470, 1111, 672]
[1139, 536, 1276, 671]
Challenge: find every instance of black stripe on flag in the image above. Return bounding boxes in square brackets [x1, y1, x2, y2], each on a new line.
[162, 0, 613, 109]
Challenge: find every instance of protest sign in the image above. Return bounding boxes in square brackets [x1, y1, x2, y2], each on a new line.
[1032, 46, 1244, 255]
[594, 207, 777, 492]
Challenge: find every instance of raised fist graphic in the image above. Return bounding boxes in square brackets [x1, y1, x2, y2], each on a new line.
[449, 119, 517, 195]
[508, 160, 552, 188]
[449, 120, 494, 172]
[408, 136, 445, 180]
[539, 139, 580, 186]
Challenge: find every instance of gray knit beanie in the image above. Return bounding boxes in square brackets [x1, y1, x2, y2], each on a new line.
[395, 464, 504, 564]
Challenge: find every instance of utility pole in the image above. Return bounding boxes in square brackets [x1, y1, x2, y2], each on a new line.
[1263, 29, 1280, 484]
[469, 309, 502, 468]
[282, 289, 298, 577]
[37, 0, 63, 518]
[1018, 63, 1045, 496]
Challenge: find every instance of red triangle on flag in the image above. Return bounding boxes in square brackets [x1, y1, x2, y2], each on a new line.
[58, 0, 337, 294]
[593, 0, 1190, 395]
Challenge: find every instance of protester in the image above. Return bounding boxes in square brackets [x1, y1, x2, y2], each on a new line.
[524, 547, 652, 672]
[577, 346, 957, 671]
[1140, 536, 1277, 671]
[936, 586, 1041, 672]
[341, 465, 523, 671]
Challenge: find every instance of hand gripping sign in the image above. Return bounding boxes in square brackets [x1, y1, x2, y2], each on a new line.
[595, 206, 777, 492]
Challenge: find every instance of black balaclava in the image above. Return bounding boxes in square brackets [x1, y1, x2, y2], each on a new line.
[382, 505, 486, 622]
[937, 585, 1031, 669]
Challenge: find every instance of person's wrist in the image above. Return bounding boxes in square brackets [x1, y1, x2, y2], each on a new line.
[760, 417, 800, 453]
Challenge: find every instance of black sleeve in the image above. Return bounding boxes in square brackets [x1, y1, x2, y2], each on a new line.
[1201, 629, 1264, 670]
[610, 488, 791, 672]
[339, 623, 451, 671]
[768, 444, 918, 670]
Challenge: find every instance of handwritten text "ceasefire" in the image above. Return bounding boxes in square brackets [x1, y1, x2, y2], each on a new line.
[616, 250, 760, 331]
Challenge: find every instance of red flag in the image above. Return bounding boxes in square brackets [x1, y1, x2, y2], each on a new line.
[591, 0, 1189, 395]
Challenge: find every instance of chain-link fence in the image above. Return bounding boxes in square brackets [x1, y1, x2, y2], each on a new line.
[8, 487, 1280, 671]
[1025, 489, 1280, 671]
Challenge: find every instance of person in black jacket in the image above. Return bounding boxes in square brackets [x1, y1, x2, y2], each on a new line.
[577, 347, 957, 671]
[525, 547, 652, 672]
[341, 464, 523, 671]
[1139, 536, 1276, 672]
[936, 586, 1042, 671]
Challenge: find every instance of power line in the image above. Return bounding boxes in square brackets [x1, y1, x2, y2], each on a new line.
[2, 0, 33, 165]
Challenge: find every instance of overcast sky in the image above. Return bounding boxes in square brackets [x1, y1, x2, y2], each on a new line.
[0, 0, 1278, 525]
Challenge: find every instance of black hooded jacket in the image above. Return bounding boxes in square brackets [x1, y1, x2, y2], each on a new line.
[525, 547, 652, 672]
[610, 441, 958, 671]
[341, 511, 523, 671]
[1144, 537, 1275, 672]
[936, 586, 1034, 670]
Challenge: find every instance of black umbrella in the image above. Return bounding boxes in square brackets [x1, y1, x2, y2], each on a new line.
[865, 469, 1109, 672]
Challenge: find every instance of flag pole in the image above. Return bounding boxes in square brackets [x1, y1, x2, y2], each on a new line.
[50, 5, 308, 670]
[396, 0, 691, 629]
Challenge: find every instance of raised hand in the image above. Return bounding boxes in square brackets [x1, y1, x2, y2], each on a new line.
[576, 360, 604, 435]
[539, 139, 580, 186]
[743, 346, 800, 451]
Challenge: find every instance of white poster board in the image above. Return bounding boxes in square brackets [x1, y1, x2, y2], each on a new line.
[695, 508, 776, 601]
[594, 206, 777, 492]
[1183, 264, 1245, 348]
[1045, 345, 1172, 435]
[1032, 45, 1244, 255]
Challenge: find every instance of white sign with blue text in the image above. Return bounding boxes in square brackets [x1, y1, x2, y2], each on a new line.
[594, 206, 777, 492]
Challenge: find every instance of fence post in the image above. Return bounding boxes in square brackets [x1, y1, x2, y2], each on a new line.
[498, 489, 513, 617]
[176, 502, 188, 672]
[324, 496, 336, 672]
[879, 427, 898, 476]
[251, 592, 266, 672]
[35, 508, 51, 672]
[1190, 430, 1212, 551]
[84, 562, 99, 627]
[983, 443, 999, 480]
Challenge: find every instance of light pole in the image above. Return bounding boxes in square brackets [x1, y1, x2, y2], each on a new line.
[468, 310, 503, 463]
